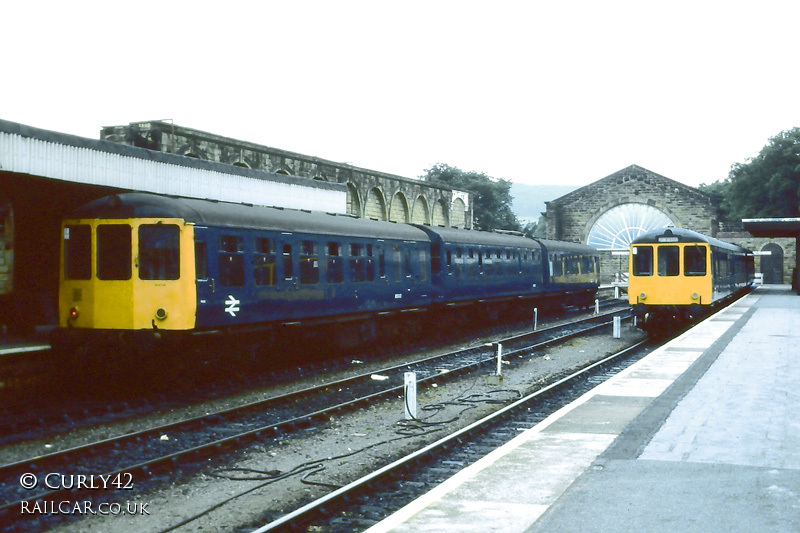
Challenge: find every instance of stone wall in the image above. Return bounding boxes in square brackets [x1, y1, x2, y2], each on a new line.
[101, 121, 473, 229]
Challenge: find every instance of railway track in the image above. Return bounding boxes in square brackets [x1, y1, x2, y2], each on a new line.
[252, 339, 652, 532]
[0, 306, 631, 531]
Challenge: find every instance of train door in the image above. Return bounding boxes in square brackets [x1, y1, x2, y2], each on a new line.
[192, 226, 217, 328]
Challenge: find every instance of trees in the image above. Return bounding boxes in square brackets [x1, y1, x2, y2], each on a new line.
[421, 163, 520, 232]
[704, 128, 800, 221]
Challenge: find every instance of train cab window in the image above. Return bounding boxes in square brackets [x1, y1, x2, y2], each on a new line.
[632, 246, 653, 276]
[195, 241, 208, 280]
[97, 224, 132, 280]
[657, 246, 679, 276]
[140, 225, 180, 280]
[283, 244, 293, 281]
[349, 243, 366, 283]
[684, 245, 707, 276]
[254, 237, 276, 286]
[327, 242, 343, 283]
[64, 225, 92, 280]
[300, 240, 319, 285]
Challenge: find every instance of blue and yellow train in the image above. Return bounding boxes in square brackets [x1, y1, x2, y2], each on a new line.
[56, 193, 600, 353]
[628, 227, 754, 331]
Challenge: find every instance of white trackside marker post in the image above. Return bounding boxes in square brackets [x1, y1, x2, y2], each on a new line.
[595, 299, 600, 315]
[496, 343, 503, 376]
[613, 316, 621, 338]
[404, 372, 417, 420]
[533, 307, 538, 331]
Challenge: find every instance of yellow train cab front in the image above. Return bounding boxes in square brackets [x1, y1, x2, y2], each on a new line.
[59, 218, 197, 331]
[629, 242, 711, 307]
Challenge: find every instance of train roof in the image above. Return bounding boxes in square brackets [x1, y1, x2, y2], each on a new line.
[68, 193, 431, 242]
[631, 227, 751, 253]
[412, 225, 542, 249]
[534, 239, 598, 255]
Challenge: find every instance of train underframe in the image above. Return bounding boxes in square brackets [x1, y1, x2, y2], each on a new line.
[50, 287, 599, 377]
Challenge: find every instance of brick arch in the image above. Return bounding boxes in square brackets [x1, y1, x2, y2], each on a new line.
[582, 199, 682, 246]
[365, 187, 387, 220]
[346, 183, 361, 217]
[432, 198, 449, 227]
[411, 195, 430, 224]
[389, 192, 410, 223]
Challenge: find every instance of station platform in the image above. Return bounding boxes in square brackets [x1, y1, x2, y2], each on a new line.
[366, 284, 800, 532]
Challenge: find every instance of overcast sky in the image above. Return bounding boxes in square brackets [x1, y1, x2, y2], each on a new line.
[4, 1, 799, 189]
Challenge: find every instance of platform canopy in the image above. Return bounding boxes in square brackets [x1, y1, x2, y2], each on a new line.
[742, 218, 800, 238]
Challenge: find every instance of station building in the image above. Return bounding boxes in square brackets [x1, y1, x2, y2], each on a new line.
[545, 164, 797, 286]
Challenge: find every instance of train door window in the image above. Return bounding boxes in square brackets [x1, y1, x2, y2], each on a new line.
[254, 237, 276, 286]
[140, 225, 180, 280]
[217, 234, 243, 286]
[404, 247, 412, 278]
[684, 245, 707, 276]
[390, 245, 402, 282]
[366, 244, 376, 281]
[327, 242, 343, 283]
[64, 225, 92, 280]
[631, 246, 653, 276]
[349, 243, 366, 282]
[657, 246, 679, 276]
[446, 250, 452, 275]
[483, 250, 492, 275]
[195, 241, 208, 280]
[283, 244, 293, 281]
[96, 225, 132, 280]
[299, 240, 319, 285]
[431, 243, 441, 275]
[378, 247, 386, 279]
[418, 248, 428, 282]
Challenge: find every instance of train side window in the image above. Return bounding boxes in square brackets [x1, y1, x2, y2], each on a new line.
[195, 241, 208, 280]
[64, 225, 92, 280]
[283, 244, 293, 280]
[632, 246, 653, 276]
[327, 242, 343, 283]
[300, 240, 319, 285]
[404, 248, 413, 278]
[254, 237, 276, 286]
[446, 250, 452, 275]
[657, 246, 680, 276]
[349, 243, 366, 283]
[140, 225, 180, 280]
[217, 234, 243, 286]
[552, 256, 563, 277]
[684, 245, 707, 276]
[97, 224, 132, 280]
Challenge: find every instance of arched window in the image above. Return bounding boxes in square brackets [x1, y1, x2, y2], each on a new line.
[587, 203, 672, 250]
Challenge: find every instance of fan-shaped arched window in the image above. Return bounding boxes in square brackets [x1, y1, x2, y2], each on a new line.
[587, 203, 672, 250]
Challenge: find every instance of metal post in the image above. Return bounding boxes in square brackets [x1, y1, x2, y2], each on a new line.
[404, 372, 417, 420]
[633, 315, 637, 327]
[614, 285, 620, 299]
[533, 307, 538, 331]
[613, 316, 621, 338]
[496, 343, 503, 376]
[595, 299, 600, 315]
